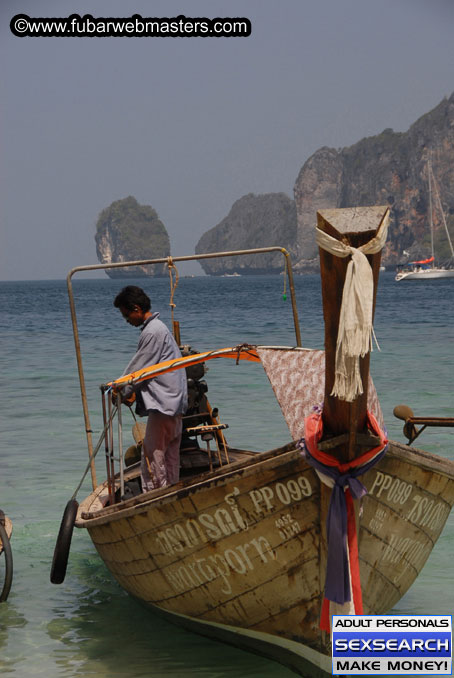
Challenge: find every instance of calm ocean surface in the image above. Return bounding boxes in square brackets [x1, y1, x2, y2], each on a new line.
[0, 272, 453, 677]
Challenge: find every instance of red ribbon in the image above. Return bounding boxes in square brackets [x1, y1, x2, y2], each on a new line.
[303, 410, 388, 633]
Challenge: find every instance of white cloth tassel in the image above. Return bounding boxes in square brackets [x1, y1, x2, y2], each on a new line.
[316, 213, 389, 402]
[331, 249, 374, 401]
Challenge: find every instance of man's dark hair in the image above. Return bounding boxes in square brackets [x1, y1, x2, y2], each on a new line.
[114, 286, 151, 312]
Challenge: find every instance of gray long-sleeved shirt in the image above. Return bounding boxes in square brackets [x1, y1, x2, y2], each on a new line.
[121, 312, 187, 417]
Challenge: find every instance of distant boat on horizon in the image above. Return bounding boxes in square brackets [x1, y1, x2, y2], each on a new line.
[396, 158, 454, 281]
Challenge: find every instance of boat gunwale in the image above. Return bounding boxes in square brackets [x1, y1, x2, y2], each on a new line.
[76, 437, 454, 528]
[76, 441, 300, 526]
[386, 438, 454, 477]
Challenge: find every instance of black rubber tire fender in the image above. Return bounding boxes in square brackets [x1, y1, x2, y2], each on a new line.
[0, 521, 13, 602]
[50, 499, 79, 584]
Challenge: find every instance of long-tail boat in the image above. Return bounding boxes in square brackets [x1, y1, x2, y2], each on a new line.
[51, 207, 454, 677]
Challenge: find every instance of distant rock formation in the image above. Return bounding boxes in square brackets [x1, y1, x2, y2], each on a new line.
[95, 196, 170, 278]
[195, 192, 297, 275]
[195, 93, 454, 274]
[294, 93, 454, 270]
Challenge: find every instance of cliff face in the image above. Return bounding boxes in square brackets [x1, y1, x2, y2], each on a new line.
[95, 196, 170, 278]
[294, 93, 454, 270]
[195, 192, 297, 274]
[194, 94, 454, 274]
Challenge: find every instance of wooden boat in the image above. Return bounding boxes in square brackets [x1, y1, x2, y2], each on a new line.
[0, 509, 13, 602]
[52, 213, 454, 677]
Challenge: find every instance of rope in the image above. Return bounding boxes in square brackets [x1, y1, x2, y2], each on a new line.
[316, 212, 389, 402]
[234, 343, 255, 364]
[167, 257, 179, 326]
[128, 405, 138, 423]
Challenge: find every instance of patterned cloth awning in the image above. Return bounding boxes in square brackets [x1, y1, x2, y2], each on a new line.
[256, 347, 384, 440]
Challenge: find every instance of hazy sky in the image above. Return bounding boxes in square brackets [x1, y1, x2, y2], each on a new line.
[1, 0, 453, 278]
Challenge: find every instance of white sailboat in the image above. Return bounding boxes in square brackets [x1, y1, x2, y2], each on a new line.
[396, 159, 454, 280]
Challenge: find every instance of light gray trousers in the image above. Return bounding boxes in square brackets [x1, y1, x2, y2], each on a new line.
[141, 410, 182, 492]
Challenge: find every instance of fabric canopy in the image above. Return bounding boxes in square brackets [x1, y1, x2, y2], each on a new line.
[108, 345, 261, 389]
[107, 345, 384, 441]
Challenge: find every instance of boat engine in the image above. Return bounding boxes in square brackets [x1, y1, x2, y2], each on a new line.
[180, 345, 209, 433]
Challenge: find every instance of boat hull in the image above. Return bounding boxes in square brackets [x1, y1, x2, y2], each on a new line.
[76, 440, 454, 676]
[396, 268, 454, 280]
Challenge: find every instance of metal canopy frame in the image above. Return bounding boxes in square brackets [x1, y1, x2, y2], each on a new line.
[66, 247, 302, 489]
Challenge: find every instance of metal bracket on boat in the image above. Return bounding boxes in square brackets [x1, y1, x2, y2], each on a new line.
[393, 404, 454, 445]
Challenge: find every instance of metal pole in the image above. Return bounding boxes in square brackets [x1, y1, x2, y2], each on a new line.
[428, 158, 435, 266]
[67, 247, 302, 343]
[101, 389, 114, 504]
[67, 273, 97, 489]
[118, 399, 124, 498]
[282, 249, 302, 347]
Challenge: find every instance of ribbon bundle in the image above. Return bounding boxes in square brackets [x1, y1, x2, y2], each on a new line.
[315, 212, 389, 402]
[298, 410, 388, 632]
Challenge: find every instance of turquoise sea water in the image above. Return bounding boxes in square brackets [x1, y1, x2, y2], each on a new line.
[0, 272, 453, 677]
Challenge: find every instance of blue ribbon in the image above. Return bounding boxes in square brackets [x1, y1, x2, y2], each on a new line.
[298, 438, 387, 604]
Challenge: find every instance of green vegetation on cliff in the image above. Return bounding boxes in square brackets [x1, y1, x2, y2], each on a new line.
[95, 196, 170, 278]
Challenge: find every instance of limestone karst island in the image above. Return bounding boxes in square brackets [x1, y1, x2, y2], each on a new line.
[95, 94, 454, 276]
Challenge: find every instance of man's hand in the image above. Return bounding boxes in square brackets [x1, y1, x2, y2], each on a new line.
[111, 389, 136, 407]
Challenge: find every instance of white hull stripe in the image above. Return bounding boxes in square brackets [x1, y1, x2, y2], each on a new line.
[146, 601, 332, 674]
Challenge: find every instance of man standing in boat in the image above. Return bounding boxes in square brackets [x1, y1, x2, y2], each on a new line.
[113, 286, 188, 491]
